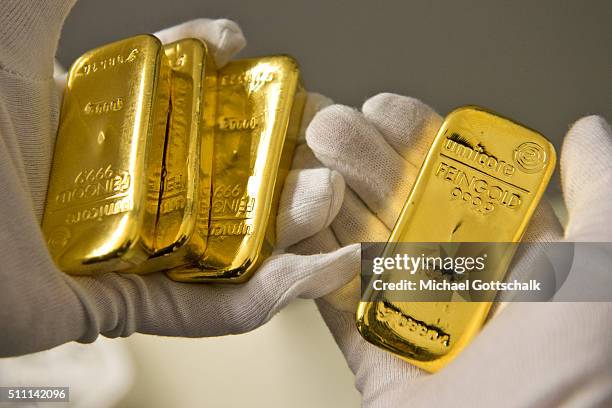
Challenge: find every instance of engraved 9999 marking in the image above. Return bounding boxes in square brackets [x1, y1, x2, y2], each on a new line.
[54, 165, 131, 206]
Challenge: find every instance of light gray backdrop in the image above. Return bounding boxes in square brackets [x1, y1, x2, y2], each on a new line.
[58, 0, 612, 193]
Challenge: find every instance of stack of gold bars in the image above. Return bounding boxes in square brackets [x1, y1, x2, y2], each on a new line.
[43, 35, 306, 282]
[42, 34, 556, 373]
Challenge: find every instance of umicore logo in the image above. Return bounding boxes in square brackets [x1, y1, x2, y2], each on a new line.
[513, 142, 547, 173]
[443, 134, 516, 177]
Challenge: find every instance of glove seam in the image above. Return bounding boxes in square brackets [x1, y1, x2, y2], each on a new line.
[323, 170, 338, 228]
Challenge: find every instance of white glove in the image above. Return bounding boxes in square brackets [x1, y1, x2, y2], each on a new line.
[303, 93, 612, 407]
[0, 7, 359, 357]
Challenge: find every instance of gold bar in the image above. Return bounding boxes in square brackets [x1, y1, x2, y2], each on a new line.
[127, 38, 217, 273]
[42, 35, 170, 274]
[356, 107, 555, 372]
[167, 56, 306, 282]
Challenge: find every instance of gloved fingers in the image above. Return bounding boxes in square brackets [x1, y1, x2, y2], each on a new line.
[500, 200, 564, 291]
[0, 0, 74, 78]
[290, 191, 379, 314]
[561, 115, 612, 241]
[297, 92, 334, 145]
[0, 139, 91, 357]
[153, 19, 246, 67]
[320, 274, 360, 314]
[0, 168, 87, 356]
[362, 93, 442, 168]
[291, 143, 323, 169]
[492, 200, 565, 311]
[222, 243, 359, 333]
[406, 303, 612, 407]
[331, 188, 390, 246]
[74, 244, 361, 339]
[277, 168, 345, 249]
[306, 104, 416, 228]
[322, 191, 389, 314]
[289, 227, 340, 256]
[315, 300, 423, 401]
[522, 199, 564, 243]
[288, 226, 362, 315]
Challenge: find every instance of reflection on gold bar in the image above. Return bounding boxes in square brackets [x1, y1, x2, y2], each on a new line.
[167, 56, 306, 282]
[356, 107, 555, 372]
[42, 35, 170, 274]
[127, 38, 216, 273]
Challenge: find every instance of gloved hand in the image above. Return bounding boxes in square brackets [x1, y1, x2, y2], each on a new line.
[0, 6, 359, 357]
[303, 93, 612, 407]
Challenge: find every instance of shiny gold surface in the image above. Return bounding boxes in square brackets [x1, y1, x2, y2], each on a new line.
[356, 107, 556, 372]
[43, 35, 303, 278]
[167, 56, 305, 282]
[127, 38, 216, 273]
[42, 35, 170, 274]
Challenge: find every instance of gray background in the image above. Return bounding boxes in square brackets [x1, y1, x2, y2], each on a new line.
[58, 0, 611, 156]
[58, 0, 611, 195]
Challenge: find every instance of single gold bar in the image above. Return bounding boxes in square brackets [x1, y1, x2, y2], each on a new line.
[167, 56, 306, 282]
[356, 107, 556, 372]
[42, 35, 170, 274]
[126, 38, 217, 273]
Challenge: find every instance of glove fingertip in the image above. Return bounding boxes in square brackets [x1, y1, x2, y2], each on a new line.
[562, 115, 611, 172]
[305, 104, 360, 156]
[252, 244, 361, 326]
[276, 168, 345, 249]
[561, 115, 612, 211]
[362, 92, 442, 167]
[561, 115, 612, 240]
[295, 243, 361, 300]
[298, 92, 334, 144]
[210, 19, 246, 67]
[153, 18, 246, 67]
